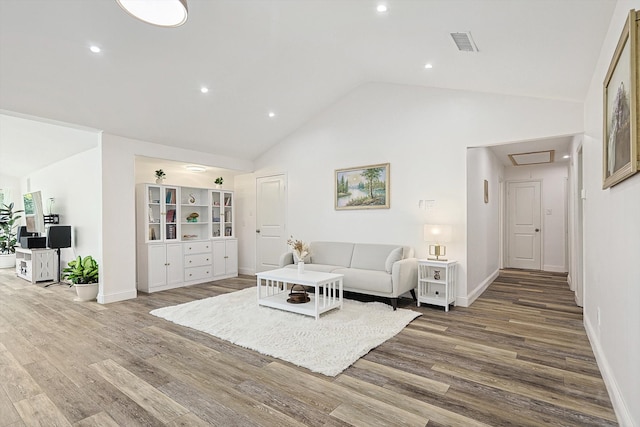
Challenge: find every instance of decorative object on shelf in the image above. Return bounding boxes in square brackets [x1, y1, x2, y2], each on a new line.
[424, 224, 452, 261]
[433, 270, 441, 280]
[183, 234, 198, 240]
[603, 9, 639, 188]
[62, 255, 99, 302]
[287, 235, 309, 264]
[188, 193, 196, 204]
[116, 0, 188, 28]
[155, 169, 166, 184]
[0, 202, 24, 268]
[214, 177, 223, 189]
[186, 212, 199, 222]
[287, 284, 310, 304]
[298, 261, 305, 274]
[335, 163, 390, 210]
[47, 197, 55, 214]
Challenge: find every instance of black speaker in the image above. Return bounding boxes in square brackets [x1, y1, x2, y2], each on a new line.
[47, 225, 72, 249]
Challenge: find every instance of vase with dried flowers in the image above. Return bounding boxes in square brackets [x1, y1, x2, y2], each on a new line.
[287, 236, 309, 273]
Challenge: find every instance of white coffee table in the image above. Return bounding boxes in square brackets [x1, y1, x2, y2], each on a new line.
[256, 268, 343, 320]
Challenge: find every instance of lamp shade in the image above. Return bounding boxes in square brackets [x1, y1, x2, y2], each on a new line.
[116, 0, 188, 27]
[423, 224, 452, 243]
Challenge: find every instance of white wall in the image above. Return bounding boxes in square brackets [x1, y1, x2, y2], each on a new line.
[100, 133, 253, 304]
[0, 173, 20, 206]
[465, 147, 503, 305]
[240, 82, 584, 302]
[577, 1, 640, 424]
[504, 162, 569, 272]
[22, 148, 102, 269]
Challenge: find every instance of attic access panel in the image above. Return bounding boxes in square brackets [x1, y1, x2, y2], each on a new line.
[508, 150, 555, 166]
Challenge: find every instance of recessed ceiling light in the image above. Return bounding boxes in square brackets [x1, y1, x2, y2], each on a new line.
[185, 165, 206, 172]
[376, 4, 388, 13]
[89, 45, 101, 53]
[563, 155, 570, 159]
[424, 63, 433, 69]
[268, 111, 276, 118]
[200, 87, 209, 94]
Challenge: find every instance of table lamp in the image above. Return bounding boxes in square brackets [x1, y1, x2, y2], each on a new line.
[424, 224, 452, 261]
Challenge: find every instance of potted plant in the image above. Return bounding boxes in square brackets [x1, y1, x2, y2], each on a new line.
[0, 202, 23, 269]
[155, 169, 166, 184]
[214, 177, 223, 189]
[62, 255, 99, 301]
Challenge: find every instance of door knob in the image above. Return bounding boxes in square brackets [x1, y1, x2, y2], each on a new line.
[535, 228, 540, 232]
[256, 229, 261, 233]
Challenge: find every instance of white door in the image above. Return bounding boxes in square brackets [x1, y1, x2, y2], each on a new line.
[507, 181, 542, 270]
[256, 175, 287, 272]
[166, 243, 184, 285]
[225, 239, 238, 274]
[148, 244, 167, 288]
[212, 240, 226, 277]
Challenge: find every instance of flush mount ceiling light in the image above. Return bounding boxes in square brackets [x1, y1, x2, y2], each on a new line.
[200, 87, 209, 94]
[424, 63, 433, 69]
[268, 111, 276, 118]
[376, 4, 388, 13]
[89, 45, 101, 53]
[116, 0, 188, 27]
[185, 165, 206, 172]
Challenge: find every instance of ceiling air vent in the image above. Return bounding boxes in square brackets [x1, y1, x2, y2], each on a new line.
[450, 32, 479, 52]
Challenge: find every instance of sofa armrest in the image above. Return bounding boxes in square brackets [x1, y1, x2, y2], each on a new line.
[391, 258, 418, 297]
[278, 252, 294, 267]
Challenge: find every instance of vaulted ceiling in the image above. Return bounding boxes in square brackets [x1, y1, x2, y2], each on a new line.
[0, 0, 615, 170]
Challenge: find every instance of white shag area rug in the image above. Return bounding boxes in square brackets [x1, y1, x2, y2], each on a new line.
[150, 287, 421, 376]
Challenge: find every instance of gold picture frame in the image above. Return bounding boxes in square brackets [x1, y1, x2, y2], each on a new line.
[335, 163, 390, 210]
[603, 9, 639, 188]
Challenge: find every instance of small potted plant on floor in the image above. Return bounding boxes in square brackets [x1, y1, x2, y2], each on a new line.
[62, 255, 99, 301]
[0, 202, 24, 269]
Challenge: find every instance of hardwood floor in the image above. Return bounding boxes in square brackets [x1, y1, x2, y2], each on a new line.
[0, 268, 617, 426]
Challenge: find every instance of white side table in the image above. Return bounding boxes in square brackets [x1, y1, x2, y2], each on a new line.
[417, 259, 457, 312]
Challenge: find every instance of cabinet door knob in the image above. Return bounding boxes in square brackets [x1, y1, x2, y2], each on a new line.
[189, 260, 192, 263]
[206, 258, 209, 261]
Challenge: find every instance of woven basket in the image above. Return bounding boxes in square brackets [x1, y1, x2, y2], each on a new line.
[287, 284, 310, 304]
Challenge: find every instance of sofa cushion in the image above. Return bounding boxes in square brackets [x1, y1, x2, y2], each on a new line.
[309, 242, 354, 267]
[350, 244, 403, 271]
[385, 247, 403, 273]
[333, 268, 393, 294]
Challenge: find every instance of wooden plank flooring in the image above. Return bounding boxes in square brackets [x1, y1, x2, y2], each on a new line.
[0, 268, 617, 426]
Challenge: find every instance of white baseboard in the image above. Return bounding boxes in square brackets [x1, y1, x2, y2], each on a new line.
[584, 315, 632, 426]
[567, 273, 573, 290]
[98, 289, 137, 304]
[543, 264, 567, 273]
[239, 267, 255, 276]
[457, 268, 499, 307]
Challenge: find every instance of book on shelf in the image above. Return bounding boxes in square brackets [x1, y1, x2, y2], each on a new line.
[166, 224, 177, 240]
[224, 196, 231, 206]
[166, 209, 176, 223]
[166, 190, 176, 204]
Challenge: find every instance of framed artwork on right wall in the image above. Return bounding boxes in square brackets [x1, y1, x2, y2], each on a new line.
[602, 9, 639, 189]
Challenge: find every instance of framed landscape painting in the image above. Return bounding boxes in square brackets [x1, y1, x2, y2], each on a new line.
[335, 163, 390, 210]
[603, 9, 639, 189]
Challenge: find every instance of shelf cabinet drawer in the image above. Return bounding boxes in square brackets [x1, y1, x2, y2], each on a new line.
[184, 241, 211, 254]
[184, 253, 212, 268]
[185, 266, 212, 282]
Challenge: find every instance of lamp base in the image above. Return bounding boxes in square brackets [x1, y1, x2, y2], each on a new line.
[428, 244, 447, 261]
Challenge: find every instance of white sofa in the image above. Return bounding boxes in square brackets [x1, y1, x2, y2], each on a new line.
[278, 241, 418, 310]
